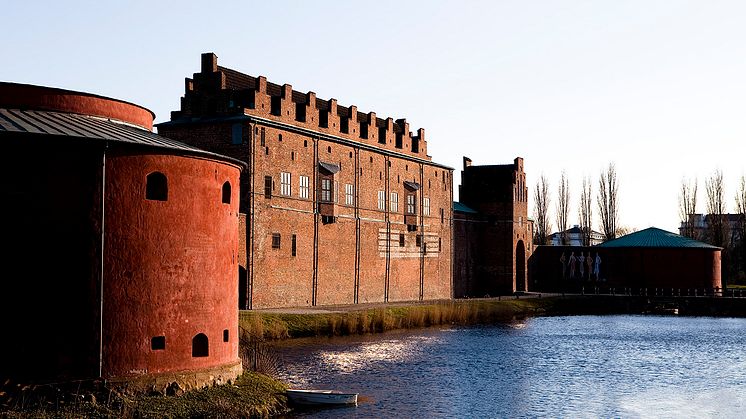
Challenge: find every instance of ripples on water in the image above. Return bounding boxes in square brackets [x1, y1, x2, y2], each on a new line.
[272, 316, 746, 418]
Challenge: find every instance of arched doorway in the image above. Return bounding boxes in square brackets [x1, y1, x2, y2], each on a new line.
[238, 266, 247, 310]
[516, 240, 526, 292]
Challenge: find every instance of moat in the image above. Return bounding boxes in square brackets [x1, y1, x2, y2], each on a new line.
[273, 315, 746, 417]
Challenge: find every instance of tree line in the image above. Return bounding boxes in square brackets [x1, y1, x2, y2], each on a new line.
[679, 171, 746, 284]
[533, 163, 619, 246]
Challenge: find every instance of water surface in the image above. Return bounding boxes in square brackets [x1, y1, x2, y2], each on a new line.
[272, 315, 746, 418]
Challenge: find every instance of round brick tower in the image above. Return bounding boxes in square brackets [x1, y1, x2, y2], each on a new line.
[0, 82, 243, 392]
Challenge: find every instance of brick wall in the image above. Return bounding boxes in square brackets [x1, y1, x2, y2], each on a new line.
[158, 53, 453, 308]
[454, 157, 532, 296]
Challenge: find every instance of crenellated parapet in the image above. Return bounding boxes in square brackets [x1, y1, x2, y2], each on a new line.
[171, 52, 429, 159]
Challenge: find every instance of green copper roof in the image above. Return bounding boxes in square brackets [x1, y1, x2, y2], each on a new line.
[453, 201, 478, 214]
[596, 227, 720, 249]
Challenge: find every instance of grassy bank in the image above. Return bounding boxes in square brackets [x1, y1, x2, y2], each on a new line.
[1, 372, 287, 418]
[239, 295, 642, 340]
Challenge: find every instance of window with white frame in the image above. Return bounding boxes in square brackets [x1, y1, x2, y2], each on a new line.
[345, 183, 354, 206]
[423, 197, 430, 216]
[377, 191, 386, 211]
[299, 175, 309, 199]
[406, 193, 416, 215]
[390, 192, 399, 212]
[321, 178, 332, 202]
[280, 172, 291, 196]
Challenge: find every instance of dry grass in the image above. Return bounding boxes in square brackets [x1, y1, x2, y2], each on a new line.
[0, 372, 287, 418]
[239, 297, 568, 340]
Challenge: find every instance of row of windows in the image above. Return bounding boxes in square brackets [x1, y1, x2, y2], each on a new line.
[145, 172, 232, 205]
[271, 232, 441, 253]
[270, 172, 432, 216]
[150, 330, 230, 357]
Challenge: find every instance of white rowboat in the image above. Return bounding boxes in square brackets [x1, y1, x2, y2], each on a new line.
[286, 389, 359, 406]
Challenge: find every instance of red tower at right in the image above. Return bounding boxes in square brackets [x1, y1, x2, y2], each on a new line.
[453, 157, 533, 297]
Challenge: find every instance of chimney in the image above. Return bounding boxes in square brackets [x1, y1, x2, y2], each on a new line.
[201, 52, 218, 73]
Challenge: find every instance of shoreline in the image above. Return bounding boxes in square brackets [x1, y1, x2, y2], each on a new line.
[239, 294, 746, 341]
[5, 295, 746, 417]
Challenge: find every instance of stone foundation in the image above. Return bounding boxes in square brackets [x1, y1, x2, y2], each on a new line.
[106, 359, 243, 395]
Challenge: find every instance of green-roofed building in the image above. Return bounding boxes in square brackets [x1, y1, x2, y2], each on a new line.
[597, 227, 720, 249]
[529, 227, 721, 293]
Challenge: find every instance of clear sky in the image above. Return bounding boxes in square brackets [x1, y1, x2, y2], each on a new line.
[3, 1, 745, 233]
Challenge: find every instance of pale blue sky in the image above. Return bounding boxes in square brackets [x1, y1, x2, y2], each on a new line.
[3, 1, 745, 233]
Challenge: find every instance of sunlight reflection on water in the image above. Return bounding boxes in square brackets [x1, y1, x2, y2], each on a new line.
[273, 316, 746, 418]
[316, 335, 442, 374]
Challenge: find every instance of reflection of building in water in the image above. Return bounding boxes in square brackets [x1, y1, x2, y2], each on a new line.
[530, 227, 721, 292]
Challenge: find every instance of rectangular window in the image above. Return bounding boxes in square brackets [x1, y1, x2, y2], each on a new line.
[406, 193, 416, 215]
[423, 197, 430, 216]
[360, 121, 368, 139]
[321, 178, 332, 202]
[340, 116, 349, 134]
[319, 110, 329, 128]
[291, 234, 297, 257]
[264, 176, 272, 199]
[399, 233, 405, 247]
[231, 123, 242, 144]
[280, 172, 291, 196]
[271, 96, 281, 116]
[440, 207, 444, 223]
[345, 183, 354, 206]
[151, 336, 166, 350]
[271, 233, 281, 249]
[260, 127, 266, 147]
[390, 192, 398, 212]
[378, 126, 387, 144]
[299, 175, 309, 199]
[377, 191, 386, 211]
[416, 234, 422, 247]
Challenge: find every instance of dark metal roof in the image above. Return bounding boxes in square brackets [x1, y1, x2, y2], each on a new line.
[403, 181, 420, 190]
[453, 201, 478, 214]
[0, 108, 245, 168]
[318, 161, 340, 174]
[596, 227, 720, 249]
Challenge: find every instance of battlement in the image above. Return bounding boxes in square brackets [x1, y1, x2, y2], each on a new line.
[171, 52, 428, 159]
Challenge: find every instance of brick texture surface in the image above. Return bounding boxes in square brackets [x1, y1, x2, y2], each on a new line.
[159, 53, 453, 308]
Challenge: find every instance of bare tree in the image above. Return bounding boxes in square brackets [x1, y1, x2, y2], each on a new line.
[737, 175, 746, 227]
[705, 169, 727, 248]
[597, 163, 619, 241]
[556, 171, 570, 245]
[579, 176, 593, 246]
[533, 174, 551, 245]
[678, 177, 698, 239]
[735, 175, 746, 280]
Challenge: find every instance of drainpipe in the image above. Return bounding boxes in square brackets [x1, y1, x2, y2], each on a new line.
[99, 143, 107, 378]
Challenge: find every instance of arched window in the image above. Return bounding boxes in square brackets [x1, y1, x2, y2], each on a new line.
[192, 333, 209, 357]
[222, 181, 231, 204]
[145, 172, 168, 201]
